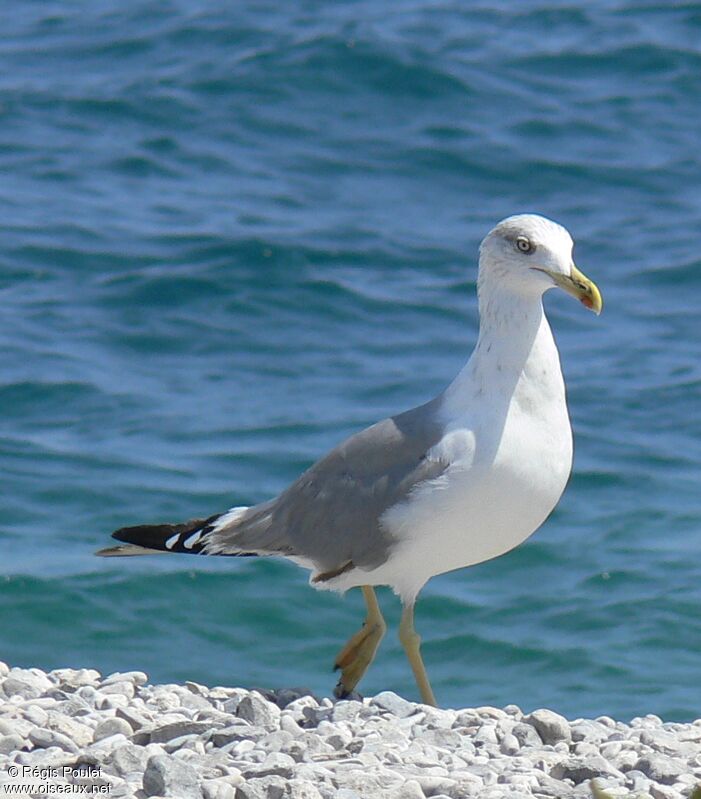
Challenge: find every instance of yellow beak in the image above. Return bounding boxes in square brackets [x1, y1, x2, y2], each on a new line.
[548, 264, 603, 315]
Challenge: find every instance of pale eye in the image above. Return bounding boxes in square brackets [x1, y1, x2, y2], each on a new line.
[516, 236, 534, 254]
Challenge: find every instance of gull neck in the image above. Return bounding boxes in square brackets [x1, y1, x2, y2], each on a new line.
[443, 282, 558, 415]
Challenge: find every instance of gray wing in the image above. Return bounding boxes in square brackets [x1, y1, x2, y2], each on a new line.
[210, 396, 447, 574]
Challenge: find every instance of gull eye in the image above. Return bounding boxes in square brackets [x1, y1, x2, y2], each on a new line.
[516, 236, 533, 254]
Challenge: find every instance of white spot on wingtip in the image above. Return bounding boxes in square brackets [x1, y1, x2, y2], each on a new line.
[183, 530, 202, 549]
[165, 533, 180, 550]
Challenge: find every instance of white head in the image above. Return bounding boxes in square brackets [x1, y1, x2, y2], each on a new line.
[478, 214, 602, 314]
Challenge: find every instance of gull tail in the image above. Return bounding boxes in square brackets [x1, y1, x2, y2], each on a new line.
[96, 503, 282, 558]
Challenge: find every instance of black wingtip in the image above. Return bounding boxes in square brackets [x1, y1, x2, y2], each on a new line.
[111, 523, 185, 548]
[108, 515, 220, 554]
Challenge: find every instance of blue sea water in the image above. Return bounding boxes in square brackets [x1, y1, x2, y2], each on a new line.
[0, 1, 700, 721]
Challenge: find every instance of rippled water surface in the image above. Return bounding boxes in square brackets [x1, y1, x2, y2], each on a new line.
[1, 2, 700, 720]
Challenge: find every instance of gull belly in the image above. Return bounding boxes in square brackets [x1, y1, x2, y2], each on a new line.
[378, 398, 572, 603]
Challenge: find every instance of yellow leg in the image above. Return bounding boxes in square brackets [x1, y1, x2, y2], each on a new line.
[333, 586, 386, 699]
[399, 602, 437, 706]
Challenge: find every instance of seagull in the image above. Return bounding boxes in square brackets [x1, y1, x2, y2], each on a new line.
[98, 214, 602, 706]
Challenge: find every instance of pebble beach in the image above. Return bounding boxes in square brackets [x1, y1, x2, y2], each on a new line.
[1, 664, 700, 799]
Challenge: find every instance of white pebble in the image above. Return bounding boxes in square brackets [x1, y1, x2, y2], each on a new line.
[93, 716, 133, 742]
[499, 733, 519, 755]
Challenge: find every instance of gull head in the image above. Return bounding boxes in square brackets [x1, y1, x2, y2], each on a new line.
[479, 214, 602, 314]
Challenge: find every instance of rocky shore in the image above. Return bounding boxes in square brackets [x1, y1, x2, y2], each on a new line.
[0, 663, 699, 798]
